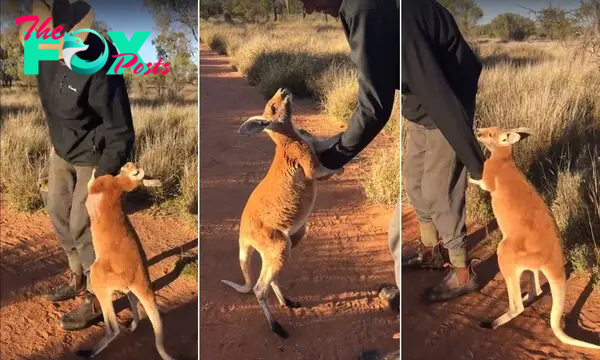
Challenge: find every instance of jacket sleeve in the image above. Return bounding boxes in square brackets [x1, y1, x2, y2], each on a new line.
[402, 12, 484, 180]
[318, 9, 398, 170]
[88, 72, 135, 178]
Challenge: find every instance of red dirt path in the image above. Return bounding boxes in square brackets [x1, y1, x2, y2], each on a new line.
[0, 202, 198, 358]
[401, 207, 600, 360]
[198, 47, 398, 360]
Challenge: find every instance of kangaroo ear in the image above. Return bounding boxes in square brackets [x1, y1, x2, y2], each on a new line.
[512, 127, 533, 139]
[238, 116, 271, 135]
[501, 127, 532, 145]
[143, 179, 162, 187]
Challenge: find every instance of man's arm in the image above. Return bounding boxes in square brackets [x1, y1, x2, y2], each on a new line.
[402, 10, 485, 180]
[88, 73, 135, 178]
[318, 8, 398, 170]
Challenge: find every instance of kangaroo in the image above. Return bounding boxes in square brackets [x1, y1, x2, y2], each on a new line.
[221, 88, 343, 339]
[77, 162, 176, 359]
[469, 127, 600, 350]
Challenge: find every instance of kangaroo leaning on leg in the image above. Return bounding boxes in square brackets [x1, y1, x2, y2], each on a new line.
[77, 163, 176, 359]
[470, 126, 600, 350]
[221, 88, 343, 339]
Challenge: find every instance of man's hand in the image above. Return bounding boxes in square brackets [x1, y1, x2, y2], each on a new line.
[314, 165, 344, 181]
[85, 192, 101, 219]
[313, 136, 340, 155]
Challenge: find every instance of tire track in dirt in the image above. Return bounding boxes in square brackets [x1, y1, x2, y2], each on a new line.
[199, 46, 398, 359]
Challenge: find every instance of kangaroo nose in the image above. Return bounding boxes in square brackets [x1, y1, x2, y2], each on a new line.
[280, 88, 290, 97]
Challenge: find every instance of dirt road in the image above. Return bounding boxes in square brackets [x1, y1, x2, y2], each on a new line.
[401, 207, 600, 360]
[198, 47, 398, 359]
[0, 204, 198, 359]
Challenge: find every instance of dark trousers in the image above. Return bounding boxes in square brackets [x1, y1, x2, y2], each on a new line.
[47, 150, 96, 291]
[403, 121, 468, 267]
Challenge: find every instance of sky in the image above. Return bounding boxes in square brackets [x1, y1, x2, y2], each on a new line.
[476, 0, 583, 24]
[88, 0, 159, 62]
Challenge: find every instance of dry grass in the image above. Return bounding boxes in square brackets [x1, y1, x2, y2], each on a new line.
[0, 86, 198, 218]
[467, 40, 600, 280]
[361, 140, 401, 206]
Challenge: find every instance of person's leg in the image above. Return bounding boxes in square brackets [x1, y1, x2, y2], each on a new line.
[71, 165, 96, 291]
[402, 121, 444, 268]
[403, 121, 430, 226]
[420, 128, 478, 302]
[61, 165, 102, 331]
[44, 151, 86, 301]
[379, 198, 401, 311]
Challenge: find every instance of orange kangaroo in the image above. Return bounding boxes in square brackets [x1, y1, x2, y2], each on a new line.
[79, 163, 176, 359]
[221, 88, 343, 338]
[470, 127, 600, 350]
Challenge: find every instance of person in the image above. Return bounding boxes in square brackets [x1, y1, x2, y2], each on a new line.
[300, 0, 485, 357]
[18, 0, 134, 331]
[400, 0, 484, 303]
[299, 0, 399, 358]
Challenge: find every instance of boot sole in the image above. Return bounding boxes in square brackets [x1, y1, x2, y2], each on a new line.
[420, 284, 480, 303]
[61, 315, 103, 331]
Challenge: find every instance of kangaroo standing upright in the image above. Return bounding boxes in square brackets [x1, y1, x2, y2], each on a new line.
[470, 127, 600, 350]
[79, 163, 176, 359]
[221, 88, 342, 339]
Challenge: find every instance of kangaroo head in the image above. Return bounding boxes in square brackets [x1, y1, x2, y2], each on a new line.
[238, 88, 293, 136]
[475, 126, 533, 152]
[87, 162, 162, 195]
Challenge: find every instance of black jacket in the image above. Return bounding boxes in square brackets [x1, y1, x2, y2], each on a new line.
[319, 0, 485, 181]
[318, 0, 400, 169]
[402, 0, 484, 180]
[37, 33, 134, 178]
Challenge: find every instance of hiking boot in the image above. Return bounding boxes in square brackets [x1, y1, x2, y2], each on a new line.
[401, 242, 445, 270]
[43, 271, 86, 302]
[378, 284, 399, 313]
[358, 350, 400, 360]
[421, 262, 480, 303]
[61, 292, 103, 331]
[381, 350, 400, 360]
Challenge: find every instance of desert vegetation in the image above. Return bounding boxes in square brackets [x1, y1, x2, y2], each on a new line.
[200, 0, 599, 282]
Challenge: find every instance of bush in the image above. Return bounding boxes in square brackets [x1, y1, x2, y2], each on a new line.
[490, 13, 536, 41]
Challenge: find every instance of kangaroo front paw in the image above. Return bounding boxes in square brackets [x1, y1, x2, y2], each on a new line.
[128, 320, 138, 332]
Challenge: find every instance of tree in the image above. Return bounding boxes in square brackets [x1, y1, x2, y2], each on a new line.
[143, 0, 198, 43]
[0, 24, 25, 87]
[522, 5, 577, 40]
[152, 30, 197, 100]
[200, 0, 224, 20]
[438, 0, 484, 34]
[577, 0, 600, 34]
[490, 13, 536, 41]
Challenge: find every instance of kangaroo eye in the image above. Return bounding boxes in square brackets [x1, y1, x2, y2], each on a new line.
[489, 133, 492, 138]
[271, 104, 276, 114]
